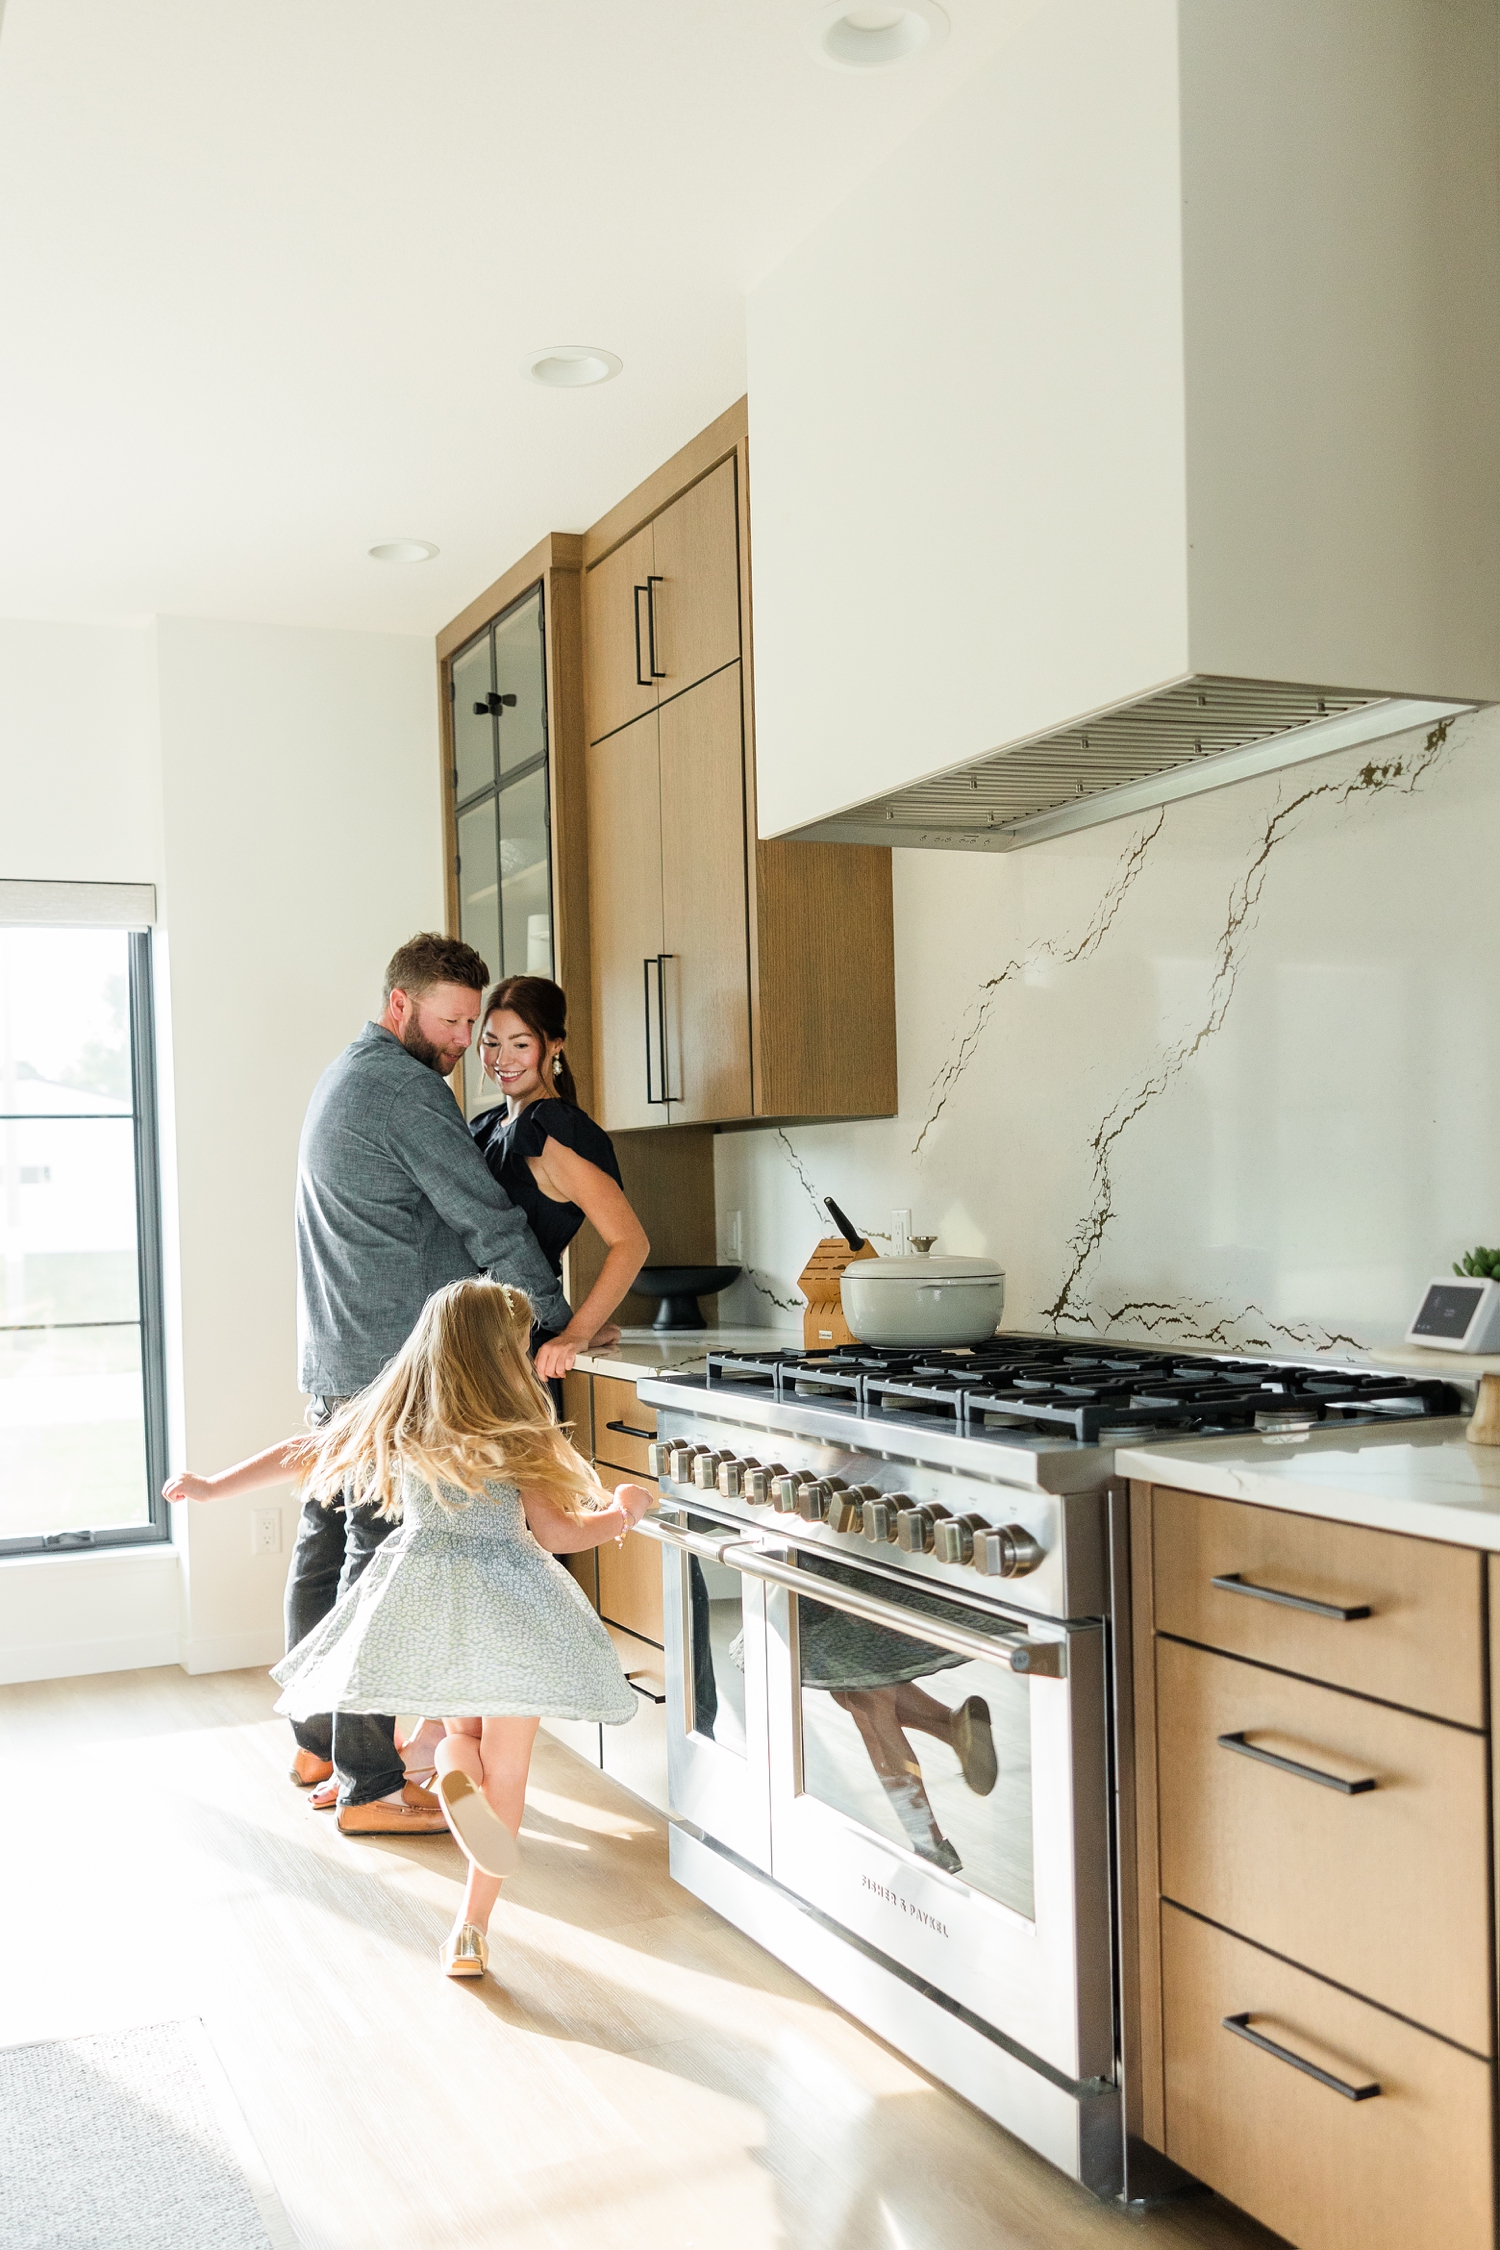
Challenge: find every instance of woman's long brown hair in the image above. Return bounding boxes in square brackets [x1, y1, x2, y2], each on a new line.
[294, 1278, 601, 1520]
[482, 975, 579, 1106]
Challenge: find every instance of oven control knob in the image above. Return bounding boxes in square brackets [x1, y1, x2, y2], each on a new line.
[896, 1503, 952, 1555]
[797, 1477, 841, 1522]
[716, 1458, 752, 1497]
[692, 1449, 735, 1488]
[935, 1512, 988, 1566]
[972, 1523, 1046, 1578]
[772, 1474, 802, 1513]
[647, 1441, 673, 1478]
[743, 1463, 786, 1504]
[862, 1496, 904, 1544]
[665, 1442, 705, 1482]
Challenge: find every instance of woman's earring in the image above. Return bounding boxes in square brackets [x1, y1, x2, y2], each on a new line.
[553, 1055, 562, 1077]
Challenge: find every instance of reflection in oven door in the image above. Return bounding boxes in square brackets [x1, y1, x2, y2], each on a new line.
[661, 1510, 771, 1871]
[796, 1567, 1034, 1916]
[765, 1552, 1112, 2085]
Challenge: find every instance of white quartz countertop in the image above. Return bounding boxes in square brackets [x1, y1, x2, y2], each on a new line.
[573, 1327, 792, 1383]
[1115, 1418, 1500, 1550]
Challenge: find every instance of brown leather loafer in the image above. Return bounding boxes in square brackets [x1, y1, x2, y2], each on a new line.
[290, 1749, 334, 1788]
[337, 1781, 448, 1836]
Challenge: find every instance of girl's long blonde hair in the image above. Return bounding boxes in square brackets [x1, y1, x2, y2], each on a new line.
[297, 1278, 601, 1520]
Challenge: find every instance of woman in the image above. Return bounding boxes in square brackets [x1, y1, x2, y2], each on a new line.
[469, 975, 649, 1382]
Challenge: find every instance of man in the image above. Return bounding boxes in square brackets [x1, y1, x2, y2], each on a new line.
[288, 931, 575, 1836]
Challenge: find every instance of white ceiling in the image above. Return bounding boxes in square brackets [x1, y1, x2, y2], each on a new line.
[0, 0, 1046, 638]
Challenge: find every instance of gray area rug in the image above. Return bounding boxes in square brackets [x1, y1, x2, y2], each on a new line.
[0, 2019, 298, 2249]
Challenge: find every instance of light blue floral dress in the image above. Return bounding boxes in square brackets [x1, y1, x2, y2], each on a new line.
[271, 1471, 638, 1724]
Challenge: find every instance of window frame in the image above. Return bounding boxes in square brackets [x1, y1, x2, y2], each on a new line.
[0, 926, 171, 1559]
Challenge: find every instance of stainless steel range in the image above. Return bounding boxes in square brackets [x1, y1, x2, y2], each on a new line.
[634, 1336, 1460, 2201]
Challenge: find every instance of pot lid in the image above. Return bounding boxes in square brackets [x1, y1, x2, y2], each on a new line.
[846, 1255, 1005, 1282]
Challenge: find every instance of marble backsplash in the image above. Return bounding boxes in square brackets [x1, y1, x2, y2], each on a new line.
[713, 708, 1498, 1359]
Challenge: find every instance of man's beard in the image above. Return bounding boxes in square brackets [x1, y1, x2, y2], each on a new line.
[398, 1017, 451, 1074]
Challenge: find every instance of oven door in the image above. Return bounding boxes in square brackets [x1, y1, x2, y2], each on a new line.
[745, 1542, 1113, 2086]
[640, 1503, 773, 1872]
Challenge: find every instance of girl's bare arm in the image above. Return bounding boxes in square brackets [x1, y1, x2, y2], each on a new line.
[522, 1480, 653, 1554]
[163, 1437, 308, 1505]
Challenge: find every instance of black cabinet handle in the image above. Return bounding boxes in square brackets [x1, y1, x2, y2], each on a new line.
[1222, 2013, 1380, 2101]
[472, 691, 517, 717]
[643, 955, 675, 1105]
[1217, 1730, 1377, 1795]
[646, 574, 666, 678]
[633, 585, 652, 687]
[606, 1419, 654, 1441]
[1211, 1571, 1371, 1622]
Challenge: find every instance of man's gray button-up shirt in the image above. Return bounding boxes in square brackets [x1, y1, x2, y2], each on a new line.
[295, 1021, 570, 1396]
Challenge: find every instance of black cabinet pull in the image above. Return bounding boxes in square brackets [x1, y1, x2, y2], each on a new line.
[1211, 1570, 1371, 1622]
[472, 691, 517, 717]
[633, 584, 652, 687]
[606, 1419, 654, 1441]
[646, 574, 666, 678]
[1217, 1730, 1377, 1795]
[1221, 2013, 1380, 2101]
[643, 955, 675, 1105]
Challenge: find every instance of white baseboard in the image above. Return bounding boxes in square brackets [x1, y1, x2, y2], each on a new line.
[0, 1630, 180, 1688]
[178, 1629, 284, 1677]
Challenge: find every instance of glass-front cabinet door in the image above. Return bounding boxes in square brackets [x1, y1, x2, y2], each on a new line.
[449, 584, 554, 1115]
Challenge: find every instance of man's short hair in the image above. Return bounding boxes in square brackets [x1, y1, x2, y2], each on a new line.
[383, 932, 490, 1006]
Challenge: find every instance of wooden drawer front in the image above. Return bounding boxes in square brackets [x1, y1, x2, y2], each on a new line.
[598, 1513, 665, 1649]
[1152, 1485, 1484, 1726]
[1161, 1904, 1493, 2250]
[1156, 1637, 1490, 2052]
[592, 1376, 657, 1475]
[559, 1369, 593, 1458]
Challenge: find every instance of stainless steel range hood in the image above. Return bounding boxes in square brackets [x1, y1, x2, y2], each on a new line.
[745, 0, 1500, 854]
[783, 679, 1474, 854]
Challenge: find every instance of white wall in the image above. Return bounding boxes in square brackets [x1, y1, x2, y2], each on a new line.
[0, 613, 442, 1683]
[157, 617, 442, 1672]
[715, 706, 1500, 1362]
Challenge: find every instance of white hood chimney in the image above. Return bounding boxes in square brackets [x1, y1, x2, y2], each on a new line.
[747, 0, 1500, 851]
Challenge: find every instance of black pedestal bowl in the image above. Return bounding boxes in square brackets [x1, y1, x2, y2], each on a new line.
[633, 1264, 742, 1330]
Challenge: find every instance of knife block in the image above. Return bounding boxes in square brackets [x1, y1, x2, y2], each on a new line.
[798, 1236, 878, 1350]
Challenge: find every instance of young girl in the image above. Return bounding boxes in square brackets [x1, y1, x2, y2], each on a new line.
[164, 1277, 651, 1979]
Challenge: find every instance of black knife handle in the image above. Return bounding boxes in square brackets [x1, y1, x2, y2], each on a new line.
[825, 1197, 865, 1252]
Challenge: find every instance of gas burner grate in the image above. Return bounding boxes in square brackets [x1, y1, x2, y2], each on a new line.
[700, 1340, 1462, 1445]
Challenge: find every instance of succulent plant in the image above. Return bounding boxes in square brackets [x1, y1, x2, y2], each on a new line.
[1454, 1246, 1500, 1282]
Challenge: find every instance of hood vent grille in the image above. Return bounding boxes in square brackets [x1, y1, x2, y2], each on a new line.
[783, 676, 1470, 853]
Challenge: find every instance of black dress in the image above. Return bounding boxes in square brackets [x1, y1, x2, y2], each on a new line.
[470, 1097, 622, 1284]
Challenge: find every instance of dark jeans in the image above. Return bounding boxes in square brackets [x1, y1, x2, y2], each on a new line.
[284, 1415, 406, 1806]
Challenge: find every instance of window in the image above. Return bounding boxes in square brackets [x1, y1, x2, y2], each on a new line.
[0, 914, 168, 1556]
[449, 583, 554, 1115]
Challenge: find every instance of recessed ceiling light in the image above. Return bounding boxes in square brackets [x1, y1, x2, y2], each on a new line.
[807, 0, 948, 69]
[522, 345, 623, 389]
[368, 539, 439, 564]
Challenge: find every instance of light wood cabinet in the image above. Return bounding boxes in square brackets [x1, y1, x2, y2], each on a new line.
[583, 523, 658, 745]
[658, 665, 753, 1124]
[1155, 1634, 1490, 2052]
[1160, 1904, 1493, 2250]
[1129, 1478, 1496, 2249]
[582, 399, 897, 1131]
[1152, 1483, 1485, 1727]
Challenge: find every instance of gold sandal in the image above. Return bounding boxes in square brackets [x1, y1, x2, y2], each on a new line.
[440, 1923, 489, 1978]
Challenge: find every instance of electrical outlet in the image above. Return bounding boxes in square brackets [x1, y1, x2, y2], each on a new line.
[251, 1507, 282, 1558]
[721, 1208, 743, 1263]
[892, 1208, 912, 1257]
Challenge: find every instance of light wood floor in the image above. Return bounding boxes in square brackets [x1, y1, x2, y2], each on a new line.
[0, 1666, 1285, 2250]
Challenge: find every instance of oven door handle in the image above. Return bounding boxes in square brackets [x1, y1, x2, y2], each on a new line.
[634, 1514, 1066, 1678]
